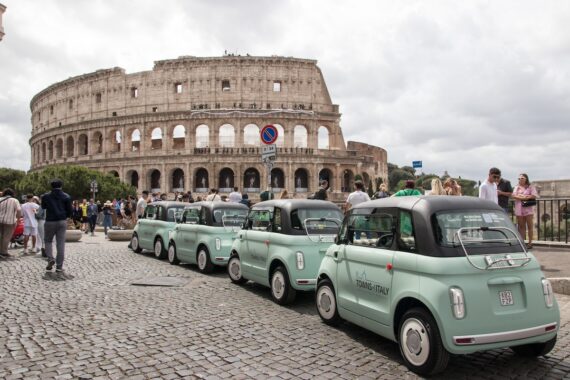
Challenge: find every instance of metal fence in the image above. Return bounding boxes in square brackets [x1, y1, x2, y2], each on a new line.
[509, 198, 569, 243]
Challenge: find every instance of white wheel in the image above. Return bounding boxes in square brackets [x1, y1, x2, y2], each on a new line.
[154, 238, 166, 259]
[168, 244, 179, 265]
[228, 255, 247, 284]
[270, 266, 296, 305]
[196, 246, 213, 273]
[400, 318, 430, 367]
[316, 279, 341, 325]
[271, 270, 286, 300]
[197, 250, 207, 270]
[131, 234, 142, 253]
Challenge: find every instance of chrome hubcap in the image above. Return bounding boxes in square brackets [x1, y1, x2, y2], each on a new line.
[401, 318, 430, 366]
[132, 236, 138, 250]
[168, 246, 175, 262]
[272, 272, 285, 299]
[154, 241, 162, 257]
[198, 250, 206, 269]
[229, 259, 241, 279]
[317, 286, 336, 320]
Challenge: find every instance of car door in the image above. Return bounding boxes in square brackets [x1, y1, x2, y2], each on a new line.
[177, 207, 201, 260]
[241, 208, 272, 283]
[139, 205, 157, 249]
[336, 208, 396, 326]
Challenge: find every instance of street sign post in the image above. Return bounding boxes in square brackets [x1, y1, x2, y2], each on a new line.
[412, 161, 423, 169]
[261, 144, 276, 161]
[90, 180, 98, 200]
[260, 126, 279, 196]
[260, 124, 278, 145]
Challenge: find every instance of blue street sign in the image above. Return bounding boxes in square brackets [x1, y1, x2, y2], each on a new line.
[260, 124, 278, 145]
[412, 161, 422, 169]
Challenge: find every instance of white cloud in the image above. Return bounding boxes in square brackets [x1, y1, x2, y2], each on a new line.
[1, 0, 569, 183]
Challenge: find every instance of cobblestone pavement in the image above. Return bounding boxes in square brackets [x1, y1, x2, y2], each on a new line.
[1, 234, 569, 380]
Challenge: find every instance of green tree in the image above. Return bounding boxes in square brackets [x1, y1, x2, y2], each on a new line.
[0, 168, 26, 194]
[456, 178, 478, 196]
[388, 168, 415, 192]
[16, 165, 135, 201]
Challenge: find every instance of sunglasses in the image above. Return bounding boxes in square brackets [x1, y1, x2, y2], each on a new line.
[518, 177, 526, 180]
[492, 175, 500, 179]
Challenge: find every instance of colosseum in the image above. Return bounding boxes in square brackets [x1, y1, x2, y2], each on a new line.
[29, 55, 387, 201]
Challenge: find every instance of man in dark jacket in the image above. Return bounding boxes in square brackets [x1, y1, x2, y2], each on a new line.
[41, 179, 72, 272]
[313, 180, 328, 200]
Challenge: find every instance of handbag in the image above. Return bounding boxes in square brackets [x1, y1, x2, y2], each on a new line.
[521, 199, 537, 207]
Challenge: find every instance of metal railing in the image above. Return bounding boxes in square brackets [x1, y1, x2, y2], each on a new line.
[509, 198, 569, 244]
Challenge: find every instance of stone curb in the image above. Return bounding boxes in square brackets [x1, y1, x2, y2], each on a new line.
[107, 229, 133, 241]
[550, 278, 570, 296]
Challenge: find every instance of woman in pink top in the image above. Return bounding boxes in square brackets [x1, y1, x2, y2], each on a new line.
[512, 173, 538, 249]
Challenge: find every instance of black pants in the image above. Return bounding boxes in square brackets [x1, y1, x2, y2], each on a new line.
[88, 215, 97, 233]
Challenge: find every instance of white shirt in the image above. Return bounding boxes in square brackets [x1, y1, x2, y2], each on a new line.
[21, 202, 40, 228]
[346, 190, 371, 208]
[136, 197, 147, 217]
[228, 191, 242, 203]
[206, 194, 221, 201]
[479, 180, 498, 204]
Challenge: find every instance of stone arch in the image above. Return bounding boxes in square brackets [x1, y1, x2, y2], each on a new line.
[41, 142, 46, 162]
[48, 140, 54, 160]
[148, 169, 161, 192]
[219, 124, 235, 147]
[130, 128, 141, 151]
[66, 136, 74, 157]
[243, 124, 260, 146]
[219, 167, 235, 191]
[171, 168, 185, 192]
[110, 130, 121, 153]
[126, 170, 139, 189]
[343, 169, 355, 192]
[172, 125, 186, 149]
[294, 125, 308, 148]
[194, 167, 209, 192]
[318, 126, 330, 150]
[92, 131, 103, 154]
[361, 172, 371, 189]
[78, 134, 88, 155]
[243, 167, 260, 191]
[196, 124, 209, 148]
[273, 124, 285, 147]
[108, 170, 120, 178]
[270, 168, 285, 190]
[55, 138, 63, 158]
[151, 127, 163, 150]
[294, 168, 309, 192]
[319, 168, 334, 191]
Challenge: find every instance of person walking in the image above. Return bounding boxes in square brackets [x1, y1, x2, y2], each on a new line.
[102, 201, 113, 238]
[497, 175, 513, 213]
[21, 194, 40, 255]
[71, 200, 82, 229]
[136, 191, 149, 222]
[80, 199, 89, 233]
[0, 188, 22, 258]
[345, 181, 371, 212]
[42, 179, 72, 272]
[443, 178, 462, 196]
[239, 193, 251, 208]
[87, 199, 98, 236]
[229, 187, 242, 203]
[373, 184, 390, 199]
[33, 196, 46, 256]
[479, 167, 501, 204]
[512, 173, 539, 249]
[393, 180, 422, 197]
[312, 180, 328, 200]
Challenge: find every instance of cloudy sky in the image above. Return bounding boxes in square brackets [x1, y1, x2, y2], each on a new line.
[1, 0, 569, 183]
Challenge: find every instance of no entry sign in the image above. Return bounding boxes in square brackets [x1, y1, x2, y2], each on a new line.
[260, 124, 278, 145]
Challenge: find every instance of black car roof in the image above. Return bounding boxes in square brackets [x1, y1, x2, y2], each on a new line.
[352, 196, 504, 215]
[252, 199, 341, 212]
[184, 201, 249, 210]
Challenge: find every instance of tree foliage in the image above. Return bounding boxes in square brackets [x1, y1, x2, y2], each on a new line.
[16, 165, 136, 201]
[0, 168, 26, 193]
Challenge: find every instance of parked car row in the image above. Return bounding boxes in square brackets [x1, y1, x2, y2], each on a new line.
[130, 197, 560, 376]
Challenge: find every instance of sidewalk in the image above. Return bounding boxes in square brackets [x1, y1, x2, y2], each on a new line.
[533, 246, 570, 295]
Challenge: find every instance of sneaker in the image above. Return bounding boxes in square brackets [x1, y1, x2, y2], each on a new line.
[22, 249, 28, 255]
[41, 248, 46, 257]
[46, 260, 55, 271]
[55, 268, 64, 273]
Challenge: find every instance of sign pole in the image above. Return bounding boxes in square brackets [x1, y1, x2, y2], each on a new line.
[260, 125, 279, 200]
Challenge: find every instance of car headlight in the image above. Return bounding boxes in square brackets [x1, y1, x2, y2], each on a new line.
[450, 287, 465, 319]
[215, 238, 221, 251]
[542, 278, 554, 308]
[296, 251, 305, 270]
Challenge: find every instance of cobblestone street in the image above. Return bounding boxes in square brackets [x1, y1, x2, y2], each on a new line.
[1, 235, 569, 379]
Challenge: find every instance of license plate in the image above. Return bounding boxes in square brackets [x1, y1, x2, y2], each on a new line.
[499, 290, 514, 306]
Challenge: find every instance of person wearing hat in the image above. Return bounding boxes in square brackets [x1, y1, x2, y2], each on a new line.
[102, 200, 113, 237]
[393, 180, 422, 197]
[41, 179, 72, 272]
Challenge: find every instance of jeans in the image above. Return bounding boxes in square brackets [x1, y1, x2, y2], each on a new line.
[36, 219, 45, 249]
[103, 214, 112, 235]
[44, 220, 67, 269]
[88, 215, 97, 233]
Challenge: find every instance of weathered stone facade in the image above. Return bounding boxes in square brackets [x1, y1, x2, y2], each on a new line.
[0, 3, 6, 41]
[29, 55, 388, 200]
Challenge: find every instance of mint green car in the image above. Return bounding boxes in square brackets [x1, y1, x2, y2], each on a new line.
[227, 199, 343, 305]
[131, 201, 187, 259]
[316, 196, 559, 376]
[167, 201, 248, 273]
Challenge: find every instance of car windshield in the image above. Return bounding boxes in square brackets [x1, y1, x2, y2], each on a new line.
[167, 206, 186, 222]
[433, 210, 521, 248]
[291, 208, 343, 236]
[213, 208, 248, 227]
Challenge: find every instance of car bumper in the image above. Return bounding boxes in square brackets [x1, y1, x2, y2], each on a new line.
[453, 322, 558, 346]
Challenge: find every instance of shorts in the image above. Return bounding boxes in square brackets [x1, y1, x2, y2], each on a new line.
[24, 226, 38, 236]
[82, 216, 89, 223]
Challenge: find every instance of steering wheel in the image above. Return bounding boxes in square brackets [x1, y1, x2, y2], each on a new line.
[377, 234, 394, 248]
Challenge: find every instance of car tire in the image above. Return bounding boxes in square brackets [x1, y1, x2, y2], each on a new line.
[196, 246, 214, 274]
[227, 255, 247, 284]
[316, 279, 342, 326]
[270, 266, 297, 305]
[168, 243, 180, 265]
[398, 307, 449, 376]
[154, 237, 167, 259]
[131, 233, 142, 253]
[511, 336, 557, 357]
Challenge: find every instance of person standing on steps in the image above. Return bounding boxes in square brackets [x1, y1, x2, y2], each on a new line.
[42, 179, 72, 273]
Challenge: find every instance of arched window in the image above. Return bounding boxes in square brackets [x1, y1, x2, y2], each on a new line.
[48, 140, 54, 160]
[126, 170, 139, 188]
[219, 168, 235, 191]
[41, 143, 46, 161]
[109, 170, 119, 178]
[343, 169, 355, 193]
[294, 168, 309, 192]
[195, 168, 209, 191]
[66, 136, 74, 157]
[294, 125, 307, 148]
[172, 125, 185, 149]
[151, 127, 163, 150]
[111, 131, 121, 152]
[93, 132, 103, 154]
[318, 126, 330, 150]
[131, 129, 141, 151]
[78, 134, 88, 155]
[270, 168, 285, 191]
[55, 139, 63, 158]
[362, 172, 371, 189]
[243, 124, 260, 146]
[319, 168, 333, 191]
[172, 168, 185, 191]
[273, 124, 285, 147]
[219, 124, 235, 147]
[243, 168, 260, 191]
[196, 125, 209, 148]
[149, 169, 161, 191]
